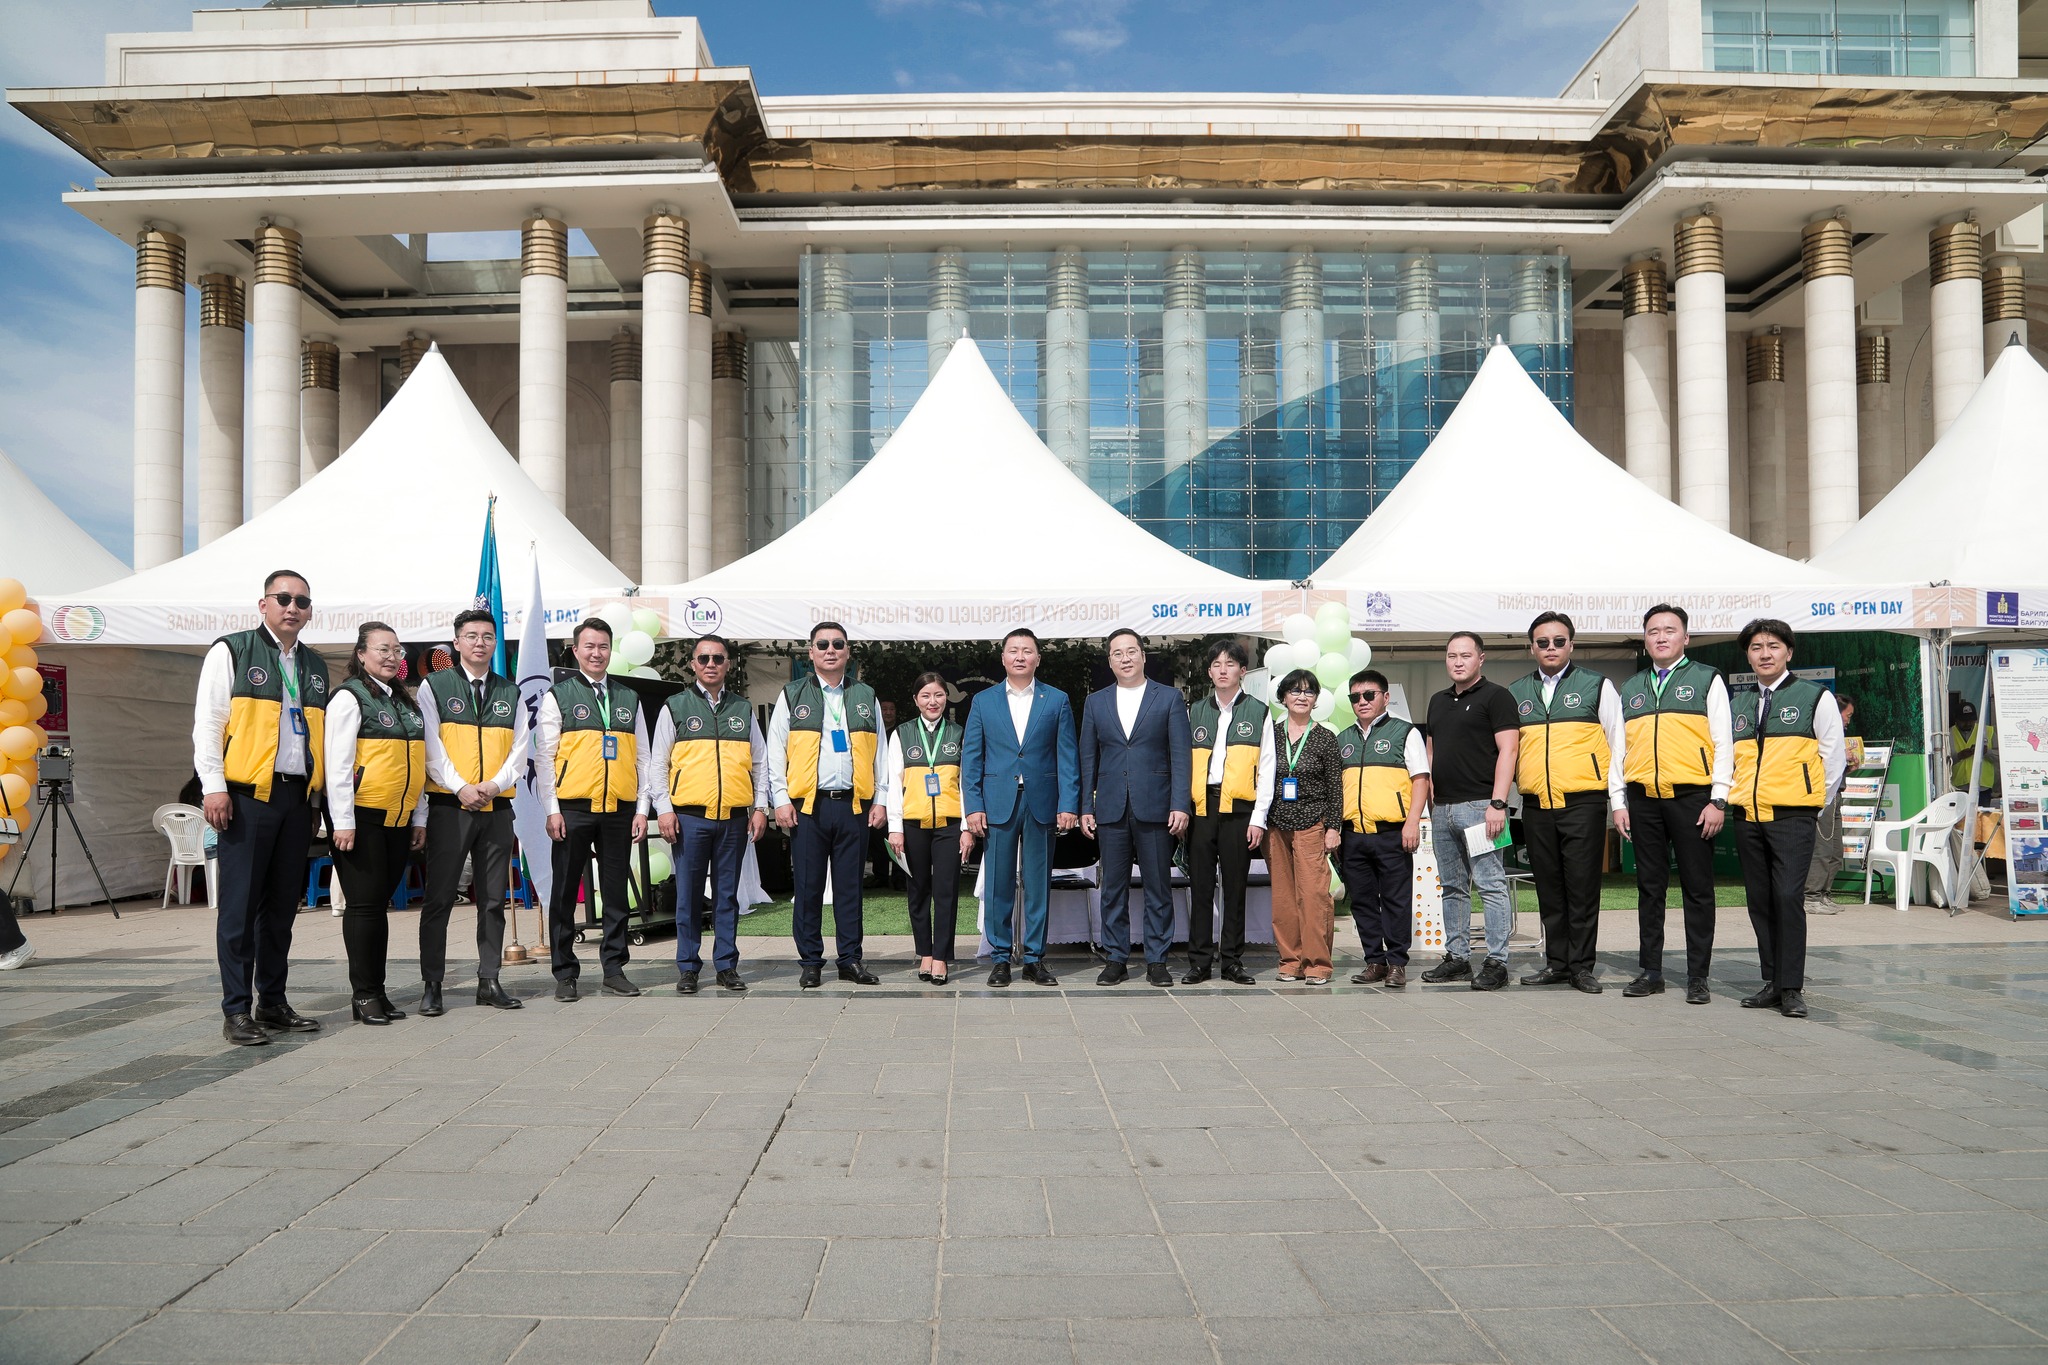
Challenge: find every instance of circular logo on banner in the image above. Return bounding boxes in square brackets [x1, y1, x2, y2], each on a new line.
[941, 741, 959, 758]
[47, 605, 105, 642]
[794, 704, 812, 721]
[448, 696, 466, 715]
[1562, 692, 1582, 709]
[1675, 685, 1695, 702]
[1374, 737, 1392, 754]
[684, 597, 722, 633]
[1629, 694, 1645, 710]
[492, 699, 513, 717]
[572, 703, 592, 721]
[1779, 705, 1802, 725]
[247, 666, 268, 687]
[1194, 727, 1210, 744]
[686, 715, 704, 733]
[377, 711, 395, 728]
[1518, 699, 1535, 716]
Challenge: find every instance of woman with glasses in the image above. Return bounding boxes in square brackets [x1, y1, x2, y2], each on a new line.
[886, 672, 963, 986]
[325, 621, 428, 1025]
[1253, 669, 1343, 984]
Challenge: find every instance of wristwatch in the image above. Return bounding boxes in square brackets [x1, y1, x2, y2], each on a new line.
[1710, 797, 1728, 811]
[1488, 798, 1509, 811]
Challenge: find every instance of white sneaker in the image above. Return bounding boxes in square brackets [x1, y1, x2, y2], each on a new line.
[0, 940, 33, 970]
[1804, 896, 1841, 916]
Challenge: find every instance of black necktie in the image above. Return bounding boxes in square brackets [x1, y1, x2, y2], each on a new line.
[472, 678, 486, 715]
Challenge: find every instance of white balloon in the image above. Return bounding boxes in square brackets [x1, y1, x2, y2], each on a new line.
[599, 603, 634, 638]
[1310, 692, 1336, 722]
[1289, 640, 1324, 673]
[1315, 600, 1350, 628]
[1262, 645, 1292, 676]
[630, 607, 663, 640]
[630, 666, 661, 679]
[1347, 638, 1373, 671]
[618, 630, 656, 666]
[1281, 613, 1317, 645]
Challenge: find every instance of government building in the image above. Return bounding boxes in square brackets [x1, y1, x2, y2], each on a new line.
[11, 0, 2046, 582]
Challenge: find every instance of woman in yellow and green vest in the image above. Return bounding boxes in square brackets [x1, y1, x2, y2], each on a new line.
[323, 622, 427, 1026]
[887, 673, 963, 985]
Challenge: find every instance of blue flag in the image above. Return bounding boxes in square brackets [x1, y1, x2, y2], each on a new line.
[472, 497, 508, 675]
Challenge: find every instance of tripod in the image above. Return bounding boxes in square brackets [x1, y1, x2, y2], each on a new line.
[4, 778, 120, 918]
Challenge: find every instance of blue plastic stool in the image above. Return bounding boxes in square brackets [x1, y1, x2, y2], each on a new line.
[303, 855, 332, 909]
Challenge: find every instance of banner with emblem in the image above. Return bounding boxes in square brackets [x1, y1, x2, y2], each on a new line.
[511, 554, 554, 914]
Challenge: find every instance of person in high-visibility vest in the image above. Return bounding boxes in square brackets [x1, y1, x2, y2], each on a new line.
[1729, 618, 1847, 1020]
[1184, 640, 1273, 985]
[887, 672, 965, 986]
[324, 621, 428, 1026]
[1951, 702, 1998, 796]
[1336, 669, 1431, 989]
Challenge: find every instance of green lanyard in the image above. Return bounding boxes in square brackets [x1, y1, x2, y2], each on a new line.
[280, 653, 300, 710]
[1283, 723, 1310, 774]
[919, 718, 944, 762]
[826, 692, 846, 732]
[1649, 657, 1683, 701]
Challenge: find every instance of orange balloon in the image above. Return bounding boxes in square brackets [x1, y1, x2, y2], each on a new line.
[27, 725, 47, 750]
[2, 668, 35, 702]
[0, 728, 34, 763]
[0, 699, 24, 729]
[0, 771, 28, 815]
[0, 579, 23, 615]
[24, 692, 47, 723]
[1, 609, 40, 647]
[0, 843, 11, 862]
[1, 644, 33, 672]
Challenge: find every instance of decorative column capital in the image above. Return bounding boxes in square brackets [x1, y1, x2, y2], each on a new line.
[610, 328, 641, 382]
[1048, 247, 1089, 310]
[1397, 251, 1437, 312]
[1929, 219, 1982, 284]
[1856, 331, 1891, 385]
[1674, 213, 1724, 278]
[398, 333, 431, 381]
[712, 330, 749, 381]
[135, 227, 186, 290]
[1745, 328, 1785, 384]
[1163, 245, 1205, 311]
[1800, 214, 1854, 280]
[198, 273, 246, 328]
[521, 216, 568, 279]
[300, 339, 339, 391]
[1621, 256, 1668, 316]
[1984, 256, 2026, 323]
[253, 224, 303, 288]
[689, 259, 713, 316]
[1282, 246, 1322, 311]
[643, 212, 690, 275]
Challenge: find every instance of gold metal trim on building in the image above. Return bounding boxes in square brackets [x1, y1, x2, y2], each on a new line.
[1620, 256, 1668, 316]
[609, 329, 641, 383]
[643, 213, 690, 276]
[1856, 332, 1890, 385]
[712, 330, 748, 381]
[521, 217, 567, 279]
[1929, 220, 1982, 285]
[253, 224, 302, 288]
[1984, 261, 2027, 322]
[398, 333, 431, 381]
[1674, 213, 1723, 278]
[134, 227, 184, 291]
[301, 339, 339, 391]
[1048, 248, 1089, 311]
[1800, 216, 1853, 279]
[198, 273, 244, 328]
[689, 259, 713, 315]
[1746, 330, 1784, 385]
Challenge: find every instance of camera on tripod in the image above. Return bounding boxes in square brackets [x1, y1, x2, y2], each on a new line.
[36, 744, 73, 794]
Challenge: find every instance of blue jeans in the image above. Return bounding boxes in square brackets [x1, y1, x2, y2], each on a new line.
[673, 811, 747, 973]
[1433, 799, 1512, 966]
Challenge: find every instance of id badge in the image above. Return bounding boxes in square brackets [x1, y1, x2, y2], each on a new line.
[925, 772, 942, 797]
[602, 734, 618, 761]
[289, 707, 307, 737]
[1281, 777, 1299, 802]
[830, 729, 850, 754]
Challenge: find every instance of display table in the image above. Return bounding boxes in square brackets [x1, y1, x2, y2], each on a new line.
[975, 862, 1275, 956]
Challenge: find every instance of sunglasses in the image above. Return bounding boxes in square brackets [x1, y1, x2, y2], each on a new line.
[695, 653, 727, 665]
[813, 639, 848, 650]
[1532, 636, 1570, 649]
[1349, 689, 1381, 702]
[268, 593, 312, 610]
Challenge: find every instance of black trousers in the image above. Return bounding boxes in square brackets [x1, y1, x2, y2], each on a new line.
[901, 817, 961, 961]
[548, 805, 633, 981]
[1186, 794, 1252, 972]
[792, 793, 867, 968]
[1631, 784, 1718, 982]
[419, 802, 513, 983]
[0, 888, 23, 955]
[1342, 827, 1413, 967]
[1736, 808, 1818, 992]
[214, 777, 312, 1017]
[334, 814, 414, 998]
[1525, 794, 1608, 975]
[1097, 812, 1178, 965]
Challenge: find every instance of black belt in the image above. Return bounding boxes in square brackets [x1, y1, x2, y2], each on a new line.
[816, 788, 855, 801]
[1626, 781, 1709, 801]
[675, 805, 748, 820]
[556, 799, 631, 815]
[226, 774, 309, 801]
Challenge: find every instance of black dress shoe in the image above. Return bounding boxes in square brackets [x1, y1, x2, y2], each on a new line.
[1570, 971, 1604, 995]
[222, 1013, 270, 1047]
[1685, 977, 1711, 1005]
[252, 1002, 321, 1032]
[800, 965, 823, 989]
[554, 979, 579, 1002]
[1777, 989, 1808, 1018]
[375, 995, 408, 1021]
[1182, 966, 1212, 985]
[477, 979, 523, 1009]
[1520, 966, 1573, 987]
[1623, 973, 1664, 997]
[602, 974, 641, 997]
[1146, 963, 1173, 988]
[351, 996, 391, 1026]
[838, 963, 880, 985]
[717, 969, 748, 993]
[1021, 962, 1059, 987]
[418, 983, 445, 1017]
[676, 970, 700, 995]
[988, 962, 1011, 988]
[1221, 965, 1257, 985]
[1740, 983, 1780, 1009]
[1097, 962, 1128, 986]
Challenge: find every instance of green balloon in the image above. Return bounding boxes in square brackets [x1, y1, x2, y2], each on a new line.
[1315, 652, 1350, 690]
[1315, 616, 1352, 654]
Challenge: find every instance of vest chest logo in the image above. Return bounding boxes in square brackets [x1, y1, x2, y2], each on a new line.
[794, 703, 812, 721]
[308, 675, 326, 696]
[1734, 712, 1753, 734]
[1340, 741, 1358, 760]
[1778, 705, 1802, 726]
[686, 715, 704, 733]
[1518, 699, 1535, 716]
[492, 699, 513, 718]
[377, 710, 395, 728]
[1234, 720, 1256, 738]
[1562, 692, 1583, 709]
[726, 715, 746, 735]
[572, 703, 592, 722]
[447, 696, 466, 715]
[1194, 726, 1210, 744]
[941, 741, 958, 758]
[1675, 684, 1696, 702]
[907, 746, 925, 764]
[613, 706, 634, 728]
[854, 701, 872, 721]
[247, 666, 269, 687]
[1629, 693, 1645, 710]
[1373, 737, 1392, 754]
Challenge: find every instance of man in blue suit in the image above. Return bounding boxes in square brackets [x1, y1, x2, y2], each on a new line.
[1080, 629, 1193, 987]
[962, 628, 1079, 987]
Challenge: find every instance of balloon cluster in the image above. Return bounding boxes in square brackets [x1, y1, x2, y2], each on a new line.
[596, 604, 664, 681]
[0, 580, 49, 859]
[1254, 601, 1372, 726]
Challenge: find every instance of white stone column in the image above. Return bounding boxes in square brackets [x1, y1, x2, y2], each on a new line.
[1801, 214, 1859, 556]
[1280, 246, 1324, 413]
[1673, 211, 1731, 529]
[519, 212, 569, 509]
[299, 338, 340, 482]
[810, 248, 857, 498]
[1044, 246, 1090, 475]
[1985, 255, 2028, 360]
[1162, 246, 1208, 481]
[927, 247, 969, 378]
[196, 270, 244, 546]
[132, 227, 186, 569]
[688, 261, 715, 579]
[640, 210, 691, 583]
[1392, 252, 1439, 473]
[338, 350, 378, 454]
[712, 330, 748, 569]
[1619, 255, 1673, 498]
[397, 333, 430, 384]
[1856, 330, 1896, 513]
[1745, 329, 1787, 555]
[609, 329, 642, 578]
[250, 221, 303, 515]
[1929, 219, 1985, 439]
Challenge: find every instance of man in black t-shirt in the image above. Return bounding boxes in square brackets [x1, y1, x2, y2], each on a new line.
[1421, 631, 1521, 991]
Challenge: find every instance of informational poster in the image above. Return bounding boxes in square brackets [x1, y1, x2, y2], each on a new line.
[35, 662, 67, 737]
[1991, 649, 2048, 917]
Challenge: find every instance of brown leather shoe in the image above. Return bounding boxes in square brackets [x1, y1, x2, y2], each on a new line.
[1350, 963, 1389, 985]
[1385, 965, 1407, 988]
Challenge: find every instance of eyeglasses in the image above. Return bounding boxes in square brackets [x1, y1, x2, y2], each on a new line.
[695, 654, 727, 665]
[1532, 636, 1570, 649]
[268, 593, 312, 610]
[813, 639, 848, 650]
[1350, 690, 1381, 702]
[1285, 687, 1318, 698]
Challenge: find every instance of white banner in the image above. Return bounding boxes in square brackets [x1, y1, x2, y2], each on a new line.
[511, 558, 556, 919]
[34, 597, 603, 648]
[1331, 584, 1970, 637]
[655, 589, 1268, 643]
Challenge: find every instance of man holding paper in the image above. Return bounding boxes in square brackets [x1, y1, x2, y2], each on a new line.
[1421, 632, 1520, 992]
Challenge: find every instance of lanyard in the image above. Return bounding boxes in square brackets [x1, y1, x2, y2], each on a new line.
[280, 653, 300, 707]
[1283, 722, 1310, 774]
[1649, 657, 1684, 700]
[919, 717, 943, 762]
[826, 691, 846, 731]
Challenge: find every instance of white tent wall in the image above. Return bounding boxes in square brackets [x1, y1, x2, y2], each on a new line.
[0, 445, 128, 595]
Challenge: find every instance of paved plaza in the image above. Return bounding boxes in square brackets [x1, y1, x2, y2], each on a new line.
[1, 901, 2046, 1364]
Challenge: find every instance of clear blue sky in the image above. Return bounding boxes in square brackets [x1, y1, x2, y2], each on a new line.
[0, 0, 1628, 560]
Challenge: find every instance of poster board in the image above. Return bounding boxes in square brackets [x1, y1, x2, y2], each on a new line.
[1992, 649, 2048, 917]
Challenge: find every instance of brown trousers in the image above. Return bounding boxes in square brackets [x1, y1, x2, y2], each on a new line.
[1267, 825, 1336, 980]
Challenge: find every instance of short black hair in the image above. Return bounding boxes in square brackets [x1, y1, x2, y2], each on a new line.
[1835, 692, 1856, 716]
[1446, 630, 1485, 653]
[263, 568, 309, 593]
[1106, 628, 1143, 653]
[1003, 627, 1040, 649]
[1276, 668, 1320, 699]
[1204, 639, 1250, 670]
[452, 608, 496, 637]
[692, 633, 734, 659]
[1737, 618, 1794, 654]
[1643, 602, 1689, 631]
[1527, 610, 1576, 642]
[809, 621, 848, 644]
[1350, 669, 1389, 695]
[572, 617, 613, 645]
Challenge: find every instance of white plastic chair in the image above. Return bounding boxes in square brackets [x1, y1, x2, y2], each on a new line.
[1864, 792, 1969, 911]
[153, 803, 215, 909]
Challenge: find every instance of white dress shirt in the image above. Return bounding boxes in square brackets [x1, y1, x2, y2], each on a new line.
[1114, 680, 1146, 738]
[1006, 679, 1036, 744]
[422, 661, 530, 797]
[1538, 667, 1629, 808]
[531, 671, 652, 817]
[192, 628, 309, 796]
[324, 677, 429, 833]
[766, 678, 889, 809]
[1243, 716, 1284, 830]
[647, 683, 770, 818]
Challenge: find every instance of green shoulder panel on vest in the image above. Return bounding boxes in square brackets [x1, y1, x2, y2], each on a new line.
[896, 718, 962, 768]
[341, 678, 423, 741]
[784, 677, 882, 733]
[1190, 694, 1263, 748]
[554, 673, 640, 733]
[425, 668, 518, 728]
[1731, 675, 1825, 741]
[1508, 665, 1602, 725]
[666, 687, 752, 741]
[1619, 658, 1718, 719]
[1341, 716, 1413, 768]
[222, 628, 330, 707]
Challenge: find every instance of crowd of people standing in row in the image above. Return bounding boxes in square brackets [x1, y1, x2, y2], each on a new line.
[190, 569, 1847, 1047]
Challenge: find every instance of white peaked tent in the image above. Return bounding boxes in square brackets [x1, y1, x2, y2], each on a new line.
[1307, 342, 1909, 637]
[647, 338, 1264, 641]
[1815, 339, 2048, 630]
[0, 444, 127, 595]
[56, 347, 633, 646]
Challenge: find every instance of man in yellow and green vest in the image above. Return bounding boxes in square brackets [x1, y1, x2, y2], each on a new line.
[534, 618, 651, 1002]
[1184, 640, 1273, 985]
[1337, 669, 1431, 989]
[193, 570, 329, 1047]
[651, 633, 767, 996]
[768, 622, 889, 989]
[1614, 603, 1732, 1006]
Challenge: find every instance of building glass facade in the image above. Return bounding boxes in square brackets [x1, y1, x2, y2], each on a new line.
[786, 247, 1573, 578]
[1703, 0, 1975, 76]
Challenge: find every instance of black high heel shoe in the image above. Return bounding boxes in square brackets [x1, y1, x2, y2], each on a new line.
[930, 964, 949, 986]
[352, 996, 391, 1025]
[374, 995, 407, 1021]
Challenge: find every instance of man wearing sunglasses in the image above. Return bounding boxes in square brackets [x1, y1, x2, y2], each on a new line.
[1509, 611, 1627, 995]
[767, 622, 890, 988]
[193, 570, 329, 1046]
[1337, 670, 1431, 988]
[651, 634, 768, 995]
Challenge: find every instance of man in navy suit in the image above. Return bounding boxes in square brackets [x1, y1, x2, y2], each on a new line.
[962, 628, 1079, 988]
[1080, 629, 1193, 987]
